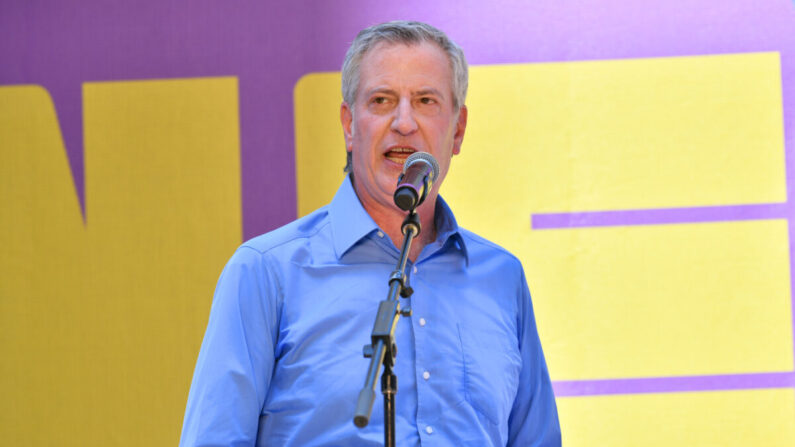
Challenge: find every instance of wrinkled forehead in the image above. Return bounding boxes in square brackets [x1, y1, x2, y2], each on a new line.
[361, 39, 451, 70]
[357, 41, 455, 96]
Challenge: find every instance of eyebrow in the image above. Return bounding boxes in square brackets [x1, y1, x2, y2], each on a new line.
[364, 87, 446, 99]
[414, 88, 444, 99]
[365, 87, 398, 97]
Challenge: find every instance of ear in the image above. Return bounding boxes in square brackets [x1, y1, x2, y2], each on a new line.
[452, 105, 467, 155]
[340, 102, 354, 152]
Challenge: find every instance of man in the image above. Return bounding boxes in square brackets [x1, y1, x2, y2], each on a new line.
[180, 21, 560, 446]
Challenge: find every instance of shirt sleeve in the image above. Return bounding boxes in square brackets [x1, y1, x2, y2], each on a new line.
[507, 268, 562, 446]
[179, 246, 280, 447]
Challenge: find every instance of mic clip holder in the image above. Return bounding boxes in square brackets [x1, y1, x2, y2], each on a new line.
[353, 210, 421, 447]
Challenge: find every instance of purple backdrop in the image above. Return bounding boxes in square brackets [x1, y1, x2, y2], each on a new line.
[3, 0, 792, 239]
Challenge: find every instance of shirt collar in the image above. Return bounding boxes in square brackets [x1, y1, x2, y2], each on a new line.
[329, 175, 469, 264]
[433, 194, 470, 266]
[329, 176, 380, 259]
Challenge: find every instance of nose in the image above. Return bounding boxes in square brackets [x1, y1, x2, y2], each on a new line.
[390, 98, 418, 136]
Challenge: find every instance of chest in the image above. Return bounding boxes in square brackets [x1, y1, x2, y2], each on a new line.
[268, 258, 522, 430]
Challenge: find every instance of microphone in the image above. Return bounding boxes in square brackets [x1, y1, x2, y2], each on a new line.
[393, 152, 440, 211]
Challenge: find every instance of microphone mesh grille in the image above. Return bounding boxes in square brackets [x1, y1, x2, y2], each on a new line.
[403, 152, 440, 180]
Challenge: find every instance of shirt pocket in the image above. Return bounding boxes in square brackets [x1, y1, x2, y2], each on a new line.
[457, 323, 522, 426]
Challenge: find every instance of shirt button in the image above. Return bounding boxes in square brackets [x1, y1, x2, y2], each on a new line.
[425, 426, 433, 435]
[413, 266, 418, 274]
[419, 318, 426, 327]
[422, 371, 430, 380]
[377, 231, 384, 238]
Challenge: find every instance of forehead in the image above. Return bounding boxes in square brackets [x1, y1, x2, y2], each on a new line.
[357, 41, 453, 92]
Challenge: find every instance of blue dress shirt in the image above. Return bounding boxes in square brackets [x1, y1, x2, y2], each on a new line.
[180, 176, 560, 446]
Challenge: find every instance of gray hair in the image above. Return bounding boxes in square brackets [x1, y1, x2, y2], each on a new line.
[341, 21, 469, 172]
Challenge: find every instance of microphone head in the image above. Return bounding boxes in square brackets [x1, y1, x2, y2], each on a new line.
[394, 152, 440, 211]
[403, 152, 439, 181]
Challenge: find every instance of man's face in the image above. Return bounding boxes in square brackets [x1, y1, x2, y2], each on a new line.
[341, 41, 467, 215]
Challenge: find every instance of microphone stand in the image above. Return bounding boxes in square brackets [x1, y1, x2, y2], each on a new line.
[353, 210, 420, 447]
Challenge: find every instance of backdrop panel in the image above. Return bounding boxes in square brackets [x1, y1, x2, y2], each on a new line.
[2, 1, 794, 445]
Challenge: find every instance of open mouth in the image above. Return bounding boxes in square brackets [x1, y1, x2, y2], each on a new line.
[384, 147, 416, 164]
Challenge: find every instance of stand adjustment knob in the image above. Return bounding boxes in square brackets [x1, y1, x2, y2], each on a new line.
[400, 306, 412, 317]
[363, 344, 373, 358]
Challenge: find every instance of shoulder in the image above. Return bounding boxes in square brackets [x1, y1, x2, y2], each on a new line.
[218, 206, 331, 277]
[215, 206, 331, 293]
[458, 227, 523, 273]
[239, 206, 331, 256]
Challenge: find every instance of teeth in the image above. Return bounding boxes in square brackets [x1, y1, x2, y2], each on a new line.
[385, 147, 415, 164]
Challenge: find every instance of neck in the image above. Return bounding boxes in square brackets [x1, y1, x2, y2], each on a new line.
[362, 196, 437, 263]
[396, 199, 437, 263]
[348, 173, 439, 262]
[387, 204, 437, 263]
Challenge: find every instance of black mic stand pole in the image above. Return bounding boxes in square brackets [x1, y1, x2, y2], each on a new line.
[353, 210, 420, 447]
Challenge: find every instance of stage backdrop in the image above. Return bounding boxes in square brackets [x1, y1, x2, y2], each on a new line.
[2, 1, 794, 445]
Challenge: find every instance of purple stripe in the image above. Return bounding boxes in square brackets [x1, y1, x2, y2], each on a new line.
[532, 203, 790, 230]
[553, 371, 795, 397]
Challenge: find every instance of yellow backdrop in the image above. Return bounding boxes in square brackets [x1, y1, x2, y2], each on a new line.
[295, 52, 794, 445]
[1, 51, 792, 446]
[1, 78, 241, 446]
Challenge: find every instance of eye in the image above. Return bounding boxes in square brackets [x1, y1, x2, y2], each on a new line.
[419, 97, 437, 105]
[372, 96, 388, 104]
